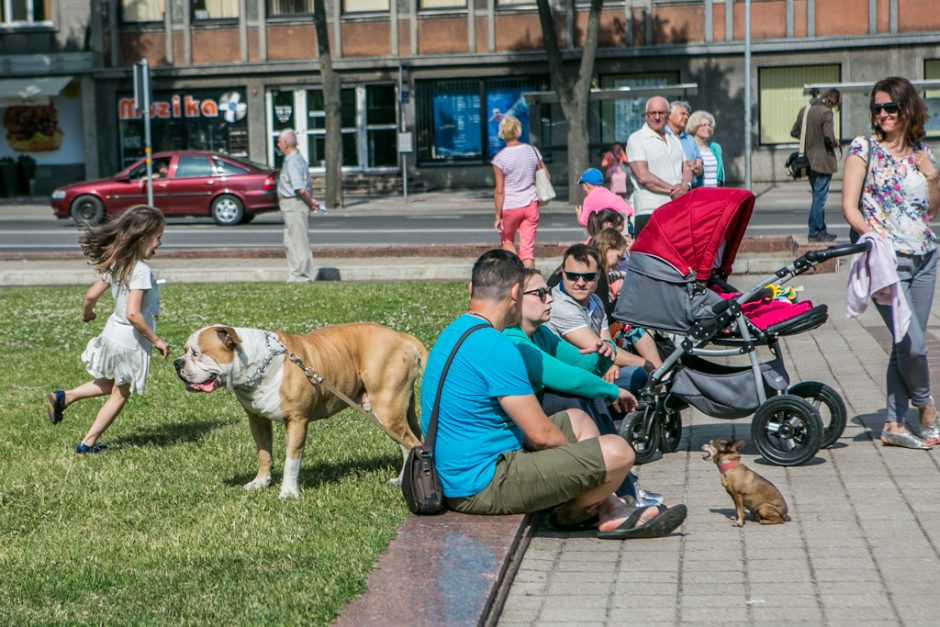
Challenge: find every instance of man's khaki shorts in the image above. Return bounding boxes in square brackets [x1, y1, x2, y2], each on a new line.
[446, 411, 607, 515]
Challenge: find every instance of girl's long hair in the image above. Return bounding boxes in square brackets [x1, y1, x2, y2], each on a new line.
[79, 205, 165, 286]
[590, 227, 628, 274]
[870, 76, 927, 147]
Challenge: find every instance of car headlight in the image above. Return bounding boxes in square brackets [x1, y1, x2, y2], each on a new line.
[51, 190, 67, 200]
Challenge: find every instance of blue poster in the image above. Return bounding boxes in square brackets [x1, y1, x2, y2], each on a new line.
[486, 88, 530, 156]
[432, 92, 481, 157]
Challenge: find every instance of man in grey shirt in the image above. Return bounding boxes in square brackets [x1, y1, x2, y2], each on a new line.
[277, 128, 320, 284]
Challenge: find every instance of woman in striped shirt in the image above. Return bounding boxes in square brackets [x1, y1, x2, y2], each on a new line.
[688, 110, 725, 188]
[492, 115, 545, 268]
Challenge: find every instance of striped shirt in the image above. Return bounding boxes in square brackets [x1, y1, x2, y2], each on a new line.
[700, 146, 718, 187]
[492, 143, 541, 210]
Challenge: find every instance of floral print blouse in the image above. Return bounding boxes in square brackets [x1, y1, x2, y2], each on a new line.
[847, 135, 938, 255]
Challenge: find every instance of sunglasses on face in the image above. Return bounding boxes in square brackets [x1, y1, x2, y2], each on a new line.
[870, 102, 899, 115]
[524, 287, 551, 302]
[563, 270, 598, 283]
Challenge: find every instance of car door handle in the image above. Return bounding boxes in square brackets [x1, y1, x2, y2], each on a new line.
[156, 183, 167, 189]
[206, 179, 215, 185]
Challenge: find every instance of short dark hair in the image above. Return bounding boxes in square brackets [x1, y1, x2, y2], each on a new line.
[562, 243, 600, 270]
[471, 249, 525, 301]
[820, 88, 841, 109]
[870, 76, 927, 147]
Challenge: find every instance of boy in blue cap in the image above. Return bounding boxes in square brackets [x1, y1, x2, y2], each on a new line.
[575, 167, 634, 231]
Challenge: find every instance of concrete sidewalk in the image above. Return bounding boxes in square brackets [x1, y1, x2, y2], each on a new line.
[498, 270, 940, 626]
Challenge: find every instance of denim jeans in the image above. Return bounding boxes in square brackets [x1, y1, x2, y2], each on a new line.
[807, 170, 831, 236]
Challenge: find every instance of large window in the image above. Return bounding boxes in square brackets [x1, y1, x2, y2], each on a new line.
[2, 0, 51, 24]
[269, 0, 310, 15]
[268, 84, 398, 171]
[758, 65, 840, 145]
[121, 0, 162, 22]
[415, 77, 546, 163]
[342, 0, 389, 12]
[420, 0, 466, 8]
[924, 60, 940, 138]
[192, 0, 238, 19]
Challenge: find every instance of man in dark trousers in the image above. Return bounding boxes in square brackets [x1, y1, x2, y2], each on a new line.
[791, 88, 841, 242]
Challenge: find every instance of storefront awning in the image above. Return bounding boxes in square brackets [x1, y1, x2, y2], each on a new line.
[0, 76, 74, 108]
[523, 83, 698, 104]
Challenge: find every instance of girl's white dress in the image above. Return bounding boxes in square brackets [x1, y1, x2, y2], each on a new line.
[81, 261, 160, 394]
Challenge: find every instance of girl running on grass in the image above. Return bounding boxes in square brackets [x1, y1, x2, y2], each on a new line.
[46, 205, 169, 454]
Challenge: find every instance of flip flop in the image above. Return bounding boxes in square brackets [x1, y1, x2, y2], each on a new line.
[596, 503, 687, 540]
[548, 508, 599, 532]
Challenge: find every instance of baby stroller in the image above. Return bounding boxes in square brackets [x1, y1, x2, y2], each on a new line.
[613, 187, 868, 466]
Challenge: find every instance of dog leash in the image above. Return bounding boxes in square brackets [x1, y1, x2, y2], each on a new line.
[276, 339, 403, 442]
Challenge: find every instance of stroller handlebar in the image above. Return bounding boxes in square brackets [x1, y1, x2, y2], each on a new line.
[803, 241, 872, 264]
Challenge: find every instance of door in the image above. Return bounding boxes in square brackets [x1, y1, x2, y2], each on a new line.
[170, 154, 217, 215]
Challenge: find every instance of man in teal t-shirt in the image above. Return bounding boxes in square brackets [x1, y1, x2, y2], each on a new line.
[420, 249, 687, 539]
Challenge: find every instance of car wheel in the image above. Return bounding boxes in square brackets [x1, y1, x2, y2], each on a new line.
[211, 194, 244, 226]
[70, 195, 105, 226]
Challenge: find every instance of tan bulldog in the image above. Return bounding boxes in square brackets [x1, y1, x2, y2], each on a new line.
[175, 323, 426, 498]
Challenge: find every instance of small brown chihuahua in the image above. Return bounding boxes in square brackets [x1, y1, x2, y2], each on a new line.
[702, 438, 790, 527]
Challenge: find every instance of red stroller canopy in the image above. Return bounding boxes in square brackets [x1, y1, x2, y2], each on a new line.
[631, 187, 756, 281]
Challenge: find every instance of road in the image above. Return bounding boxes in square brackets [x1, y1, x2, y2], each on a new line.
[0, 204, 850, 254]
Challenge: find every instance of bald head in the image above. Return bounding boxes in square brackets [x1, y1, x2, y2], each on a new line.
[644, 96, 670, 134]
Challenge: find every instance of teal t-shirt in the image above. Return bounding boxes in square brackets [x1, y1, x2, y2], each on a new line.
[420, 315, 533, 498]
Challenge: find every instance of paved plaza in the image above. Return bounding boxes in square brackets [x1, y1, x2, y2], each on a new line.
[499, 269, 940, 626]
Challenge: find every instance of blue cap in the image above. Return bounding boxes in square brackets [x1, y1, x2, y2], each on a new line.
[578, 168, 605, 186]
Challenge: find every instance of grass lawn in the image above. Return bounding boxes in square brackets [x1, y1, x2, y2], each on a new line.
[0, 282, 465, 625]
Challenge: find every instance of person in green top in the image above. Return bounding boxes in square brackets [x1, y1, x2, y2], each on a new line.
[505, 269, 663, 506]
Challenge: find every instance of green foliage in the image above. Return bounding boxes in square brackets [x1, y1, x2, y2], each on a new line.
[0, 282, 466, 625]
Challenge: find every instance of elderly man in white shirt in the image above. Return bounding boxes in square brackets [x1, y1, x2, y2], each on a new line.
[626, 96, 692, 235]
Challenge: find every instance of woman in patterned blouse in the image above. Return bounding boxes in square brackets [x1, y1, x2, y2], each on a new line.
[842, 76, 940, 449]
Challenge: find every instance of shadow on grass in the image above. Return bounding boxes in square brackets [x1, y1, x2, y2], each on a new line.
[110, 419, 229, 448]
[223, 453, 401, 489]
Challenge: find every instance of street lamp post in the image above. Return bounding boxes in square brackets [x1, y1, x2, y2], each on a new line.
[744, 0, 752, 191]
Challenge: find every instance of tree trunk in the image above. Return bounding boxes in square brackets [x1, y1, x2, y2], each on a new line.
[313, 0, 343, 210]
[534, 0, 603, 205]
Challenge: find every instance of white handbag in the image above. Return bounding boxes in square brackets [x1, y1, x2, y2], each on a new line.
[532, 146, 556, 203]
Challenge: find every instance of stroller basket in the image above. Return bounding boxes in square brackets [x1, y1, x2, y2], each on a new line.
[670, 351, 789, 419]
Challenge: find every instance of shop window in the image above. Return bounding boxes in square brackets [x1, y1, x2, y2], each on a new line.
[415, 77, 544, 163]
[2, 0, 51, 23]
[496, 0, 533, 6]
[268, 84, 398, 171]
[598, 73, 678, 146]
[121, 0, 162, 23]
[924, 60, 940, 138]
[193, 0, 238, 20]
[342, 0, 389, 12]
[420, 0, 466, 9]
[758, 64, 840, 145]
[268, 0, 311, 15]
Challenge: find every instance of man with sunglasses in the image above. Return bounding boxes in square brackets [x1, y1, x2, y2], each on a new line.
[626, 95, 692, 236]
[790, 88, 841, 242]
[547, 244, 653, 397]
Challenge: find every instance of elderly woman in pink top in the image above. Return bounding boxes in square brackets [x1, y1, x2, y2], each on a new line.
[492, 115, 545, 269]
[575, 167, 634, 229]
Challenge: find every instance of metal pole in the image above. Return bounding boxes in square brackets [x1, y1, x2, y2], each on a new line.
[138, 60, 154, 206]
[744, 0, 752, 190]
[399, 65, 408, 203]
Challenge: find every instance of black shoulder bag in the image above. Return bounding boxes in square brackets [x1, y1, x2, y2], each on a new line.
[786, 104, 812, 179]
[401, 322, 490, 515]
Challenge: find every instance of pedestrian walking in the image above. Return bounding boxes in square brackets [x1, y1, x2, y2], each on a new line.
[688, 110, 725, 188]
[626, 96, 692, 236]
[276, 128, 320, 284]
[791, 88, 841, 242]
[842, 76, 940, 449]
[45, 205, 169, 454]
[492, 115, 543, 269]
[600, 142, 630, 198]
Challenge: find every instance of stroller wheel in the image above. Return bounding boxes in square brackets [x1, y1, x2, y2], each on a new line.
[621, 408, 661, 464]
[787, 381, 847, 449]
[658, 403, 683, 454]
[751, 395, 823, 466]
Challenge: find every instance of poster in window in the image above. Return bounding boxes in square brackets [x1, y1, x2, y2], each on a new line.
[486, 87, 530, 156]
[432, 92, 481, 158]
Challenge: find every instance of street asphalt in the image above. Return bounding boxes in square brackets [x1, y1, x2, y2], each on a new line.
[0, 181, 841, 286]
[500, 269, 940, 627]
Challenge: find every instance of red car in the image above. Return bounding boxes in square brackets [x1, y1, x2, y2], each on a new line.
[51, 151, 278, 226]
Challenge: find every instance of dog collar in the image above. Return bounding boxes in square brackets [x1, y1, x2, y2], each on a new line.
[233, 332, 286, 392]
[719, 460, 740, 474]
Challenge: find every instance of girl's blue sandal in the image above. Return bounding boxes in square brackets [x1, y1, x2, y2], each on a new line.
[75, 443, 108, 454]
[46, 391, 66, 425]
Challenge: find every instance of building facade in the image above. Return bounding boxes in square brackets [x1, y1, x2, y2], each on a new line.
[2, 0, 940, 194]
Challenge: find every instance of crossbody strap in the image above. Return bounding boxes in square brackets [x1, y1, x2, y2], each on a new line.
[531, 144, 544, 171]
[425, 322, 491, 450]
[798, 103, 811, 155]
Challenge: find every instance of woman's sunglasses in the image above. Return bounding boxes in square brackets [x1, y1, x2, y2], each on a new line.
[870, 102, 899, 115]
[524, 287, 551, 302]
[563, 271, 598, 283]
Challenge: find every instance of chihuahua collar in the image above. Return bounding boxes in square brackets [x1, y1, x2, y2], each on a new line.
[719, 460, 741, 474]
